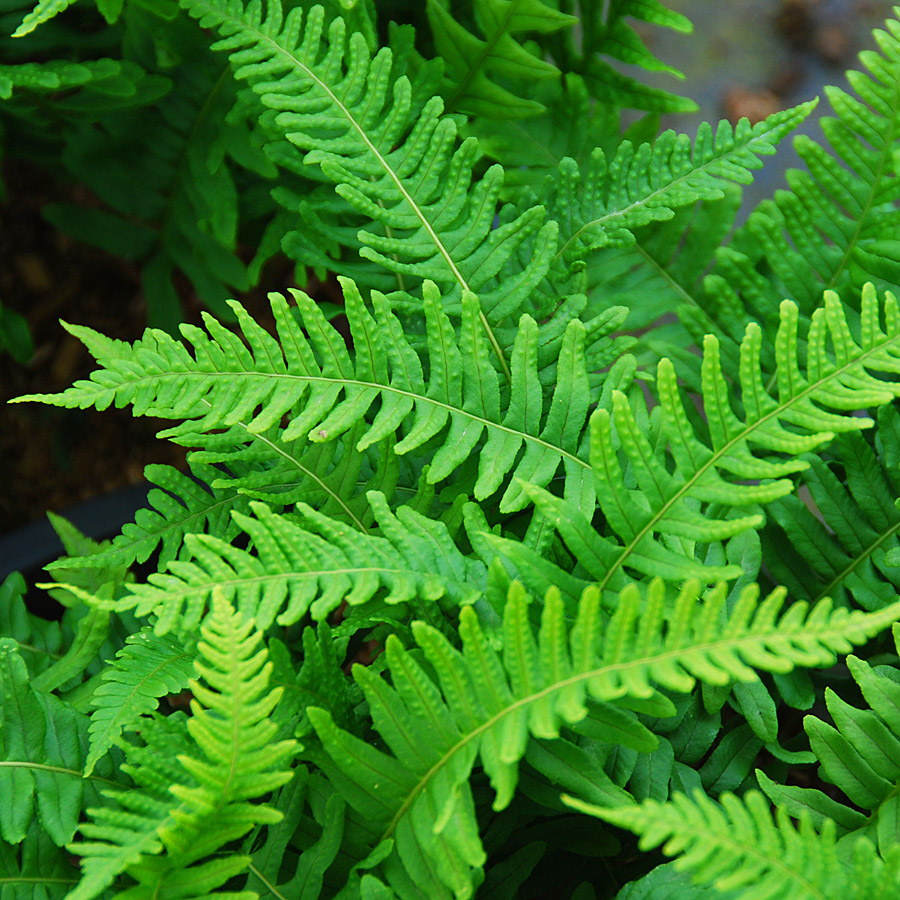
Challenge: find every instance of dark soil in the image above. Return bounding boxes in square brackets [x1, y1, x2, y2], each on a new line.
[0, 160, 308, 541]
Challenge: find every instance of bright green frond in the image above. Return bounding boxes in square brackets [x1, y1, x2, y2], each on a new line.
[110, 495, 482, 634]
[496, 284, 900, 592]
[568, 789, 854, 900]
[180, 0, 557, 364]
[306, 576, 900, 898]
[69, 599, 295, 898]
[84, 629, 196, 777]
[13, 277, 626, 521]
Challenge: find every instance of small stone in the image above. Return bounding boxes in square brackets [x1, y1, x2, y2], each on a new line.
[721, 86, 782, 125]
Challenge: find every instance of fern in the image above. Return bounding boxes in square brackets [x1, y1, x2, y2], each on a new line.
[426, 0, 577, 119]
[13, 276, 626, 518]
[92, 495, 484, 635]
[84, 628, 196, 776]
[11, 4, 900, 899]
[181, 0, 557, 366]
[490, 284, 900, 595]
[568, 789, 900, 900]
[68, 596, 296, 899]
[306, 577, 900, 897]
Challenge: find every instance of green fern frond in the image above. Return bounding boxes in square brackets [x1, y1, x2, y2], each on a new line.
[764, 404, 900, 611]
[69, 598, 295, 899]
[703, 10, 900, 348]
[493, 284, 900, 593]
[426, 0, 577, 119]
[180, 0, 558, 362]
[547, 0, 696, 113]
[84, 629, 196, 777]
[0, 640, 112, 848]
[105, 494, 483, 635]
[566, 789, 867, 900]
[544, 102, 814, 276]
[13, 277, 625, 519]
[45, 463, 254, 574]
[306, 577, 900, 898]
[0, 822, 82, 900]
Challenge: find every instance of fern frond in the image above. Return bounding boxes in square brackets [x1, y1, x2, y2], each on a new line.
[426, 0, 577, 119]
[764, 404, 900, 611]
[306, 577, 900, 898]
[0, 822, 82, 900]
[14, 276, 625, 518]
[702, 11, 900, 346]
[84, 629, 196, 777]
[567, 789, 860, 900]
[0, 640, 110, 848]
[181, 0, 558, 361]
[45, 462, 253, 573]
[69, 598, 295, 899]
[548, 0, 697, 113]
[544, 102, 814, 277]
[105, 494, 483, 635]
[493, 284, 900, 592]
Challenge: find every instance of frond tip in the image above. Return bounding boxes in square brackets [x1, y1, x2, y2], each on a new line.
[566, 790, 900, 900]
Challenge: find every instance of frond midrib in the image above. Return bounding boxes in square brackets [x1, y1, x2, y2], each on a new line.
[813, 515, 900, 603]
[377, 617, 860, 846]
[0, 760, 121, 787]
[139, 565, 436, 597]
[88, 369, 589, 473]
